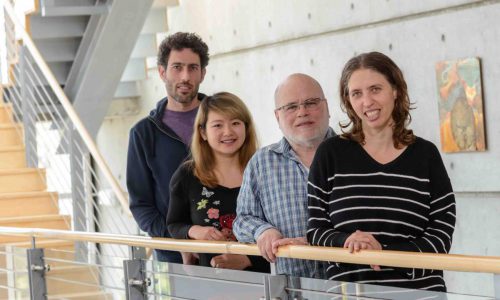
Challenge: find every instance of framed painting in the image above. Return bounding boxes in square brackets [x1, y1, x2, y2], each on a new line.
[435, 57, 486, 152]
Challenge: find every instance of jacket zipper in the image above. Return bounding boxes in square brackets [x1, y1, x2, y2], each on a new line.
[148, 116, 186, 146]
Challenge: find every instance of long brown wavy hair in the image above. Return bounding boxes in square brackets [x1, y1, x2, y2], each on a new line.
[338, 52, 416, 148]
[188, 92, 258, 188]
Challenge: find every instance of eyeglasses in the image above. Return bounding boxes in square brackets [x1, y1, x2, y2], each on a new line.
[275, 98, 325, 114]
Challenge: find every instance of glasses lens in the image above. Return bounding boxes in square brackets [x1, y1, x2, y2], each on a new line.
[284, 103, 298, 113]
[304, 98, 321, 109]
[279, 98, 322, 114]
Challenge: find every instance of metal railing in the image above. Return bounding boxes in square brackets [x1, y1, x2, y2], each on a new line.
[0, 227, 498, 299]
[1, 1, 500, 299]
[0, 0, 134, 240]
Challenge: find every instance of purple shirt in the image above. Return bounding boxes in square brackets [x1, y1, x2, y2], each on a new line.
[162, 107, 199, 146]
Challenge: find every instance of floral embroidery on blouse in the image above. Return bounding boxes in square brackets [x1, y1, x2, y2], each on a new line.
[201, 187, 215, 198]
[207, 208, 219, 219]
[198, 186, 236, 240]
[196, 199, 209, 210]
[217, 213, 237, 241]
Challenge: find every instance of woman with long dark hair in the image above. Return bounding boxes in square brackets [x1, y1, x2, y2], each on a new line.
[307, 52, 455, 291]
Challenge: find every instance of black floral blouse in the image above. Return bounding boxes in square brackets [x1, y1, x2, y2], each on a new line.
[167, 162, 269, 272]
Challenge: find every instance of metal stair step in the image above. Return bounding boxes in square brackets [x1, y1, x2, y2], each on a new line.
[28, 15, 89, 39]
[40, 4, 109, 17]
[28, 1, 106, 25]
[42, 0, 100, 7]
[37, 37, 80, 63]
[18, 62, 71, 86]
[46, 61, 72, 85]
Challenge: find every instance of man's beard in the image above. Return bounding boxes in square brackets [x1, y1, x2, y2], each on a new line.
[285, 126, 328, 149]
[173, 90, 198, 103]
[169, 84, 199, 104]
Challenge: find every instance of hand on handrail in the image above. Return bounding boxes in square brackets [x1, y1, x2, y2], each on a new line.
[256, 228, 283, 263]
[344, 230, 382, 271]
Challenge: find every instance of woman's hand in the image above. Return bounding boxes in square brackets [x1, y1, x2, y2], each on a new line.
[188, 225, 226, 241]
[220, 228, 236, 241]
[344, 230, 382, 271]
[181, 252, 199, 265]
[210, 254, 252, 270]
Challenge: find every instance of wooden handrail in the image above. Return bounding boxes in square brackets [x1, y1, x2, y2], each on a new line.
[2, 1, 131, 216]
[1, 227, 499, 274]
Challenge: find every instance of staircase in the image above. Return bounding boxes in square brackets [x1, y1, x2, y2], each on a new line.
[0, 93, 69, 239]
[0, 1, 181, 297]
[24, 0, 178, 134]
[0, 90, 108, 299]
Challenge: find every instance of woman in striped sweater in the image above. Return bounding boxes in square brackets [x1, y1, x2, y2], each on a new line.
[307, 52, 455, 292]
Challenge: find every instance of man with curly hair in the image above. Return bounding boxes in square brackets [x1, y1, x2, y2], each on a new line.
[127, 32, 209, 263]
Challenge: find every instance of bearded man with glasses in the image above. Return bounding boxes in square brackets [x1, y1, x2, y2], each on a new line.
[233, 73, 335, 278]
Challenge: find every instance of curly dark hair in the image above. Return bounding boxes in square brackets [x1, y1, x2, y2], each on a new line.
[157, 32, 209, 68]
[339, 51, 416, 148]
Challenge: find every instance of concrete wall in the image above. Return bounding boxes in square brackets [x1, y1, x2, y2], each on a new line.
[97, 0, 500, 296]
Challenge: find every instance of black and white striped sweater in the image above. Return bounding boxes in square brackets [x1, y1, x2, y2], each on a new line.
[307, 136, 455, 292]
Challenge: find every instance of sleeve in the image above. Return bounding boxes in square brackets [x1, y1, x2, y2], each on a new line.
[127, 127, 167, 237]
[233, 154, 276, 243]
[246, 255, 271, 273]
[307, 140, 350, 247]
[166, 165, 193, 239]
[382, 142, 456, 278]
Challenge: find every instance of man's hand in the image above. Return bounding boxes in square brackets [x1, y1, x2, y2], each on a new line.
[210, 254, 252, 270]
[188, 225, 226, 241]
[271, 236, 308, 255]
[344, 230, 382, 271]
[256, 228, 283, 262]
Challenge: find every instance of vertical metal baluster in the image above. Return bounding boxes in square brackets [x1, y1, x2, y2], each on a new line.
[27, 244, 48, 300]
[124, 246, 149, 300]
[494, 273, 500, 300]
[20, 46, 38, 168]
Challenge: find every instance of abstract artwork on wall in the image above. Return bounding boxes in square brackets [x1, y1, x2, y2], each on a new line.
[435, 57, 486, 153]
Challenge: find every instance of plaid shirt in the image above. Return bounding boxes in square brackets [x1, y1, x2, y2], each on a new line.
[234, 128, 335, 278]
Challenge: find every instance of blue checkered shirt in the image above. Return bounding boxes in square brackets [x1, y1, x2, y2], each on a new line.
[234, 128, 335, 278]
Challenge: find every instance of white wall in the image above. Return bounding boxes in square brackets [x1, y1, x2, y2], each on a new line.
[97, 0, 500, 296]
